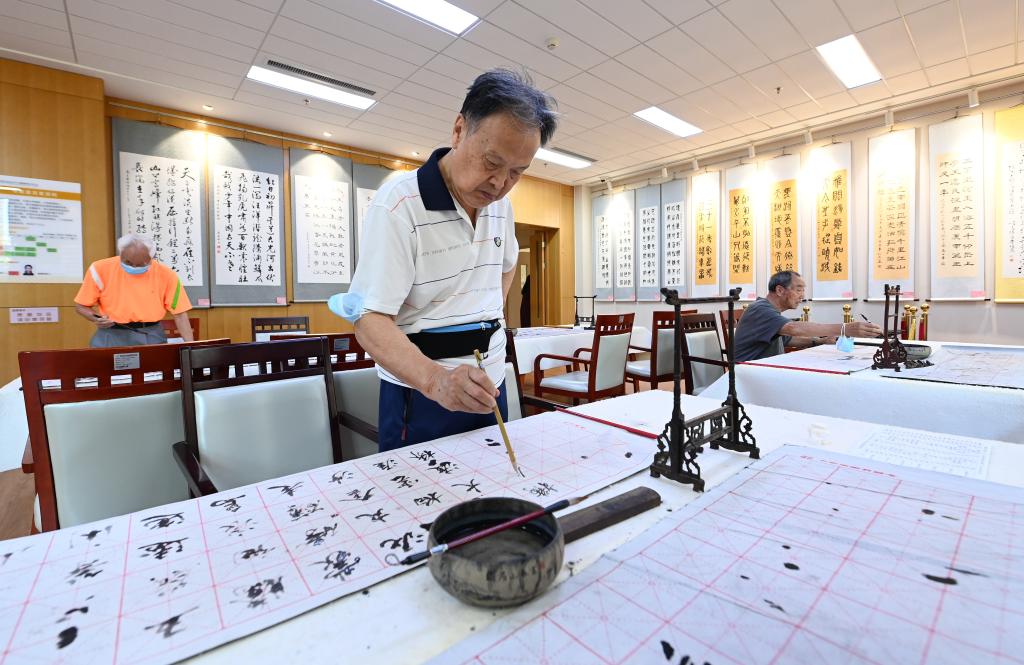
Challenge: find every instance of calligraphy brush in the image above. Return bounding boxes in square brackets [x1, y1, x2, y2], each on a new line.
[473, 349, 525, 477]
[399, 495, 589, 565]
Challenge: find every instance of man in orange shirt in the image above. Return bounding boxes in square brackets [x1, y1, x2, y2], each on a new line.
[74, 233, 194, 347]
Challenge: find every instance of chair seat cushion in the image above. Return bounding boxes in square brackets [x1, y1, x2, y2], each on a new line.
[539, 370, 590, 392]
[625, 360, 652, 377]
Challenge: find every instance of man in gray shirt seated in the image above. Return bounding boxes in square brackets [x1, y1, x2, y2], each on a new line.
[733, 271, 881, 362]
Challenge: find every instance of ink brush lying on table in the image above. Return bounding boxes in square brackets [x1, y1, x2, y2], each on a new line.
[399, 495, 588, 565]
[473, 349, 525, 477]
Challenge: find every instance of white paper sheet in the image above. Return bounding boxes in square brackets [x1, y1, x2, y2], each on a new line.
[744, 344, 876, 374]
[853, 427, 993, 479]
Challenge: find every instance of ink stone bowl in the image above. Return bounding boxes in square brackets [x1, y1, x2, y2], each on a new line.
[428, 497, 564, 608]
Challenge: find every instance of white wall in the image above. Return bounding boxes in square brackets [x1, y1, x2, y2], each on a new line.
[574, 97, 1024, 345]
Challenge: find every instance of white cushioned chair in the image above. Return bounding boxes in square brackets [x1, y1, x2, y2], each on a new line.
[680, 313, 728, 395]
[625, 310, 695, 391]
[533, 313, 635, 405]
[173, 337, 342, 495]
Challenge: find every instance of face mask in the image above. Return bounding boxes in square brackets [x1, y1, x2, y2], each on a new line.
[121, 262, 150, 275]
[836, 322, 854, 352]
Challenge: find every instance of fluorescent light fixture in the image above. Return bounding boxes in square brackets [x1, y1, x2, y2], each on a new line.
[202, 104, 214, 111]
[816, 35, 881, 89]
[803, 130, 813, 145]
[412, 151, 420, 157]
[246, 65, 375, 110]
[534, 147, 593, 169]
[747, 144, 756, 159]
[377, 0, 478, 35]
[884, 110, 894, 128]
[323, 131, 332, 137]
[634, 106, 702, 138]
[968, 89, 980, 108]
[691, 158, 699, 171]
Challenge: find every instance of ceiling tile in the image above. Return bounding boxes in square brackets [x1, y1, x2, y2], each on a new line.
[684, 87, 750, 123]
[968, 44, 1014, 75]
[270, 19, 420, 78]
[711, 76, 779, 116]
[816, 90, 857, 112]
[378, 91, 455, 123]
[0, 15, 70, 48]
[775, 49, 845, 99]
[75, 34, 243, 87]
[259, 35, 404, 92]
[857, 18, 920, 78]
[718, 0, 806, 61]
[834, 0, 900, 31]
[773, 0, 852, 46]
[847, 80, 891, 104]
[0, 33, 74, 61]
[169, 0, 276, 31]
[647, 27, 733, 85]
[757, 108, 797, 127]
[641, 0, 713, 25]
[406, 69, 472, 100]
[895, 0, 946, 12]
[615, 45, 702, 97]
[576, 0, 673, 41]
[550, 101, 607, 130]
[681, 10, 768, 73]
[237, 0, 283, 12]
[589, 59, 675, 106]
[464, 21, 579, 81]
[548, 82, 630, 121]
[1, 0, 68, 30]
[78, 50, 238, 97]
[423, 55, 483, 88]
[485, 2, 606, 70]
[85, 0, 265, 47]
[884, 68, 929, 94]
[321, 0, 455, 51]
[454, 0, 505, 16]
[731, 117, 770, 136]
[561, 73, 639, 114]
[743, 63, 813, 108]
[368, 103, 453, 136]
[960, 0, 1014, 54]
[786, 99, 824, 120]
[392, 80, 463, 113]
[904, 0, 965, 67]
[514, 0, 637, 57]
[657, 97, 727, 130]
[924, 57, 970, 85]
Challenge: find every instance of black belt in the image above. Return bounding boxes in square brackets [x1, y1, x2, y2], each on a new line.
[406, 319, 502, 360]
[114, 322, 161, 330]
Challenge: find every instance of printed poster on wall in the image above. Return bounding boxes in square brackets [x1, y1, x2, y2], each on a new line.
[119, 152, 204, 286]
[807, 143, 853, 299]
[293, 174, 352, 284]
[867, 129, 916, 299]
[928, 115, 986, 300]
[690, 171, 720, 297]
[0, 175, 83, 283]
[212, 166, 281, 286]
[996, 106, 1024, 301]
[762, 154, 801, 284]
[724, 163, 757, 300]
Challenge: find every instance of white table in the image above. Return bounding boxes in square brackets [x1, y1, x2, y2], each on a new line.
[189, 390, 1024, 664]
[512, 325, 650, 375]
[702, 341, 1024, 442]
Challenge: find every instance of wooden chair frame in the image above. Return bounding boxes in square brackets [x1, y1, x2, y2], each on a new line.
[533, 313, 635, 405]
[172, 337, 342, 497]
[269, 332, 374, 371]
[626, 310, 696, 391]
[251, 316, 309, 341]
[718, 308, 741, 354]
[19, 338, 230, 531]
[680, 313, 727, 395]
[161, 317, 201, 341]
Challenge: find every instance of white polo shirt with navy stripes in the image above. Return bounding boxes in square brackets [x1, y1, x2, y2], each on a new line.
[348, 147, 518, 388]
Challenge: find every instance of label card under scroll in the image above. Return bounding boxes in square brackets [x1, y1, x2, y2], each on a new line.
[294, 174, 352, 284]
[808, 143, 853, 299]
[612, 190, 635, 301]
[868, 129, 916, 299]
[661, 178, 686, 292]
[213, 166, 281, 286]
[690, 171, 720, 297]
[996, 106, 1024, 301]
[119, 152, 204, 286]
[725, 163, 757, 300]
[929, 115, 986, 300]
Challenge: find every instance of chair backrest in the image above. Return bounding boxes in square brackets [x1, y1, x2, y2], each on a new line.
[718, 308, 744, 350]
[334, 366, 381, 460]
[590, 313, 635, 392]
[19, 338, 230, 531]
[645, 309, 696, 378]
[270, 332, 374, 370]
[180, 338, 341, 490]
[680, 314, 726, 394]
[505, 363, 522, 421]
[251, 316, 309, 341]
[161, 317, 201, 342]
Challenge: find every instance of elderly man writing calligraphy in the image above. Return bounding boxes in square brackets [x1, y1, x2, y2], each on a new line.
[733, 271, 881, 362]
[331, 69, 557, 451]
[74, 233, 194, 347]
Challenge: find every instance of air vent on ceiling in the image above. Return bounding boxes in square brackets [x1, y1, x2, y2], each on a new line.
[265, 59, 376, 97]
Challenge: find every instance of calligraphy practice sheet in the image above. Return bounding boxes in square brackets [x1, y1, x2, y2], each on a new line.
[293, 175, 351, 284]
[435, 447, 1024, 664]
[884, 345, 1024, 390]
[743, 344, 876, 374]
[0, 412, 651, 664]
[853, 428, 993, 479]
[119, 152, 203, 286]
[213, 166, 280, 286]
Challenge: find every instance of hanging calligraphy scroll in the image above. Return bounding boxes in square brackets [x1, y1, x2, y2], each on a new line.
[690, 171, 720, 297]
[612, 190, 636, 302]
[762, 154, 801, 284]
[592, 193, 614, 301]
[808, 143, 853, 299]
[996, 106, 1024, 301]
[660, 178, 686, 293]
[928, 116, 986, 300]
[868, 129, 916, 299]
[353, 162, 403, 265]
[725, 163, 757, 300]
[634, 184, 661, 301]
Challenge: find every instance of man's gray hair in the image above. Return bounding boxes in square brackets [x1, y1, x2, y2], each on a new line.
[117, 233, 155, 255]
[768, 270, 801, 293]
[460, 69, 559, 146]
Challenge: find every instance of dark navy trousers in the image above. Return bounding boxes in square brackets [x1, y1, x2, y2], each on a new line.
[378, 380, 509, 452]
